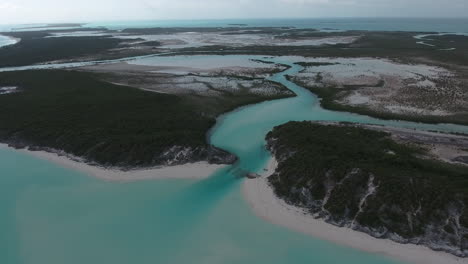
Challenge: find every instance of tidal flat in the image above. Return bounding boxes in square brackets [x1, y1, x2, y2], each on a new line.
[285, 56, 468, 125]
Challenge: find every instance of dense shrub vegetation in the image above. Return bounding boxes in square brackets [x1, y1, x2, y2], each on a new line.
[266, 122, 468, 255]
[0, 70, 221, 166]
[0, 32, 124, 67]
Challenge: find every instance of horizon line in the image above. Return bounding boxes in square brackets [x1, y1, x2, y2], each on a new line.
[2, 16, 468, 27]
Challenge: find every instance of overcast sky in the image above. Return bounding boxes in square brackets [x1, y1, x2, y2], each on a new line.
[0, 0, 467, 24]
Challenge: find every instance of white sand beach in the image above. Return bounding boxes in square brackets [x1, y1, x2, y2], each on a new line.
[242, 158, 465, 264]
[0, 35, 20, 48]
[0, 144, 226, 182]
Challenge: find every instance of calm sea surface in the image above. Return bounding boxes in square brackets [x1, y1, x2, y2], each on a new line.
[1, 18, 467, 32]
[88, 18, 468, 32]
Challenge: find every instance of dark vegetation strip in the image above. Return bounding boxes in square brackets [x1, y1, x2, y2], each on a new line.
[0, 32, 126, 67]
[120, 27, 299, 35]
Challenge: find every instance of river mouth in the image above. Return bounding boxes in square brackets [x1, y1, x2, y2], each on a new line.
[2, 54, 468, 264]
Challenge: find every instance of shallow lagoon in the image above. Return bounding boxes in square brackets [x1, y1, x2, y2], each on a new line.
[0, 35, 18, 48]
[0, 146, 404, 264]
[2, 55, 468, 264]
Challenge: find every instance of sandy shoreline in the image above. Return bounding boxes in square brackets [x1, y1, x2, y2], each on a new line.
[0, 144, 226, 182]
[242, 158, 465, 264]
[0, 35, 20, 47]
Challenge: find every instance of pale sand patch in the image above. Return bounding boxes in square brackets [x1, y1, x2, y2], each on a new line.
[430, 144, 468, 165]
[0, 144, 226, 182]
[286, 56, 465, 118]
[242, 158, 465, 264]
[0, 35, 20, 48]
[113, 32, 359, 49]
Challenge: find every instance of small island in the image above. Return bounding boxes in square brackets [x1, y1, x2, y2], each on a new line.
[260, 121, 468, 257]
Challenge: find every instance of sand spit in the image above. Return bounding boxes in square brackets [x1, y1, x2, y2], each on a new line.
[0, 144, 226, 182]
[0, 34, 20, 48]
[243, 158, 465, 264]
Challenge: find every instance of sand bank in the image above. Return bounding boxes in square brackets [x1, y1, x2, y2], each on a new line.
[0, 35, 20, 48]
[242, 158, 465, 264]
[0, 144, 226, 182]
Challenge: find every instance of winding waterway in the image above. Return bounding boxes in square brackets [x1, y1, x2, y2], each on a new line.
[1, 55, 468, 264]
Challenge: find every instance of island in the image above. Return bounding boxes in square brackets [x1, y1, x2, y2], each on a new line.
[254, 121, 467, 257]
[0, 56, 292, 180]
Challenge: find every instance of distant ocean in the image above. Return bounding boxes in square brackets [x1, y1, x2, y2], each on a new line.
[88, 18, 468, 33]
[1, 18, 468, 33]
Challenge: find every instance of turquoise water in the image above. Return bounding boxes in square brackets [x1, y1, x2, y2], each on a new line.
[0, 148, 401, 264]
[0, 35, 17, 48]
[84, 18, 468, 33]
[2, 55, 468, 264]
[1, 18, 467, 33]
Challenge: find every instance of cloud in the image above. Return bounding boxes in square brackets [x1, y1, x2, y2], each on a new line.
[0, 2, 21, 10]
[279, 0, 354, 4]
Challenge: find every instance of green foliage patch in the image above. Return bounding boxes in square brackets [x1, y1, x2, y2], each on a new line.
[0, 70, 215, 166]
[267, 122, 468, 235]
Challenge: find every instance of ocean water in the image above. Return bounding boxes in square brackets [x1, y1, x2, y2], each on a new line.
[2, 55, 468, 264]
[0, 24, 81, 32]
[0, 147, 402, 264]
[1, 18, 467, 33]
[85, 18, 468, 33]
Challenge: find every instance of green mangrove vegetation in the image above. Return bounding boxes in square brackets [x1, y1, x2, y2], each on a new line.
[0, 70, 291, 166]
[0, 32, 127, 67]
[266, 121, 468, 255]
